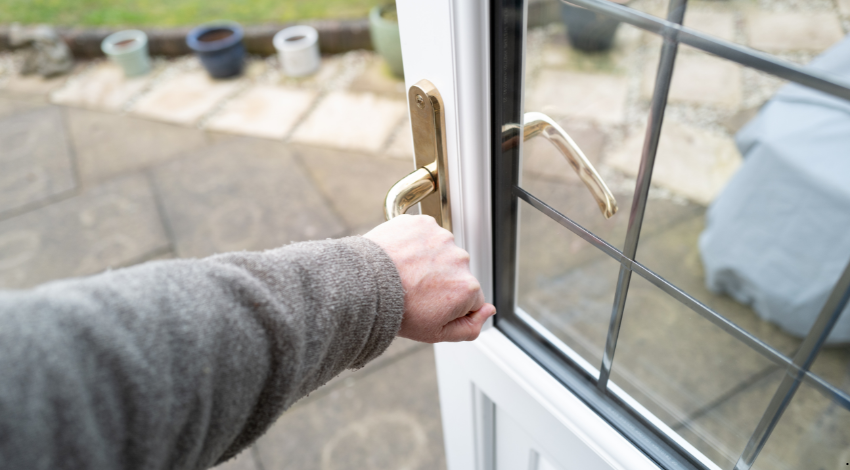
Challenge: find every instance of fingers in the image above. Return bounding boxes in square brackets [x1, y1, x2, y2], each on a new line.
[440, 303, 497, 342]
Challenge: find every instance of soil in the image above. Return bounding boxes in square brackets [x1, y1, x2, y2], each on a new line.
[198, 29, 234, 42]
[114, 38, 136, 47]
[285, 35, 305, 42]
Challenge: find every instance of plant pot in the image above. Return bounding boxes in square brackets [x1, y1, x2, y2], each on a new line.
[101, 30, 151, 77]
[186, 23, 245, 79]
[560, 2, 626, 52]
[273, 25, 321, 77]
[369, 4, 404, 78]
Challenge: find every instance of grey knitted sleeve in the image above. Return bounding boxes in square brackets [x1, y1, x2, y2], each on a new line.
[0, 236, 405, 470]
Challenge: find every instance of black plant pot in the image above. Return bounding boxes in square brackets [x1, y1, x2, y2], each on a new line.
[560, 2, 622, 52]
[186, 23, 245, 78]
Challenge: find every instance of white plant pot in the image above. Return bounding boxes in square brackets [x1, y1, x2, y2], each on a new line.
[273, 26, 321, 77]
[101, 30, 151, 77]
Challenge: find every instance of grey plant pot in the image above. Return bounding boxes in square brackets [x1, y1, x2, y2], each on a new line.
[369, 4, 404, 78]
[101, 30, 152, 77]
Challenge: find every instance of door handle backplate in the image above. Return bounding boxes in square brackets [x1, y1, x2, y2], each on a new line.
[383, 80, 452, 231]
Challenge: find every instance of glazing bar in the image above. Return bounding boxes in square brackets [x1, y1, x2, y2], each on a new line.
[734, 259, 850, 470]
[596, 0, 687, 393]
[561, 0, 850, 102]
[514, 186, 850, 412]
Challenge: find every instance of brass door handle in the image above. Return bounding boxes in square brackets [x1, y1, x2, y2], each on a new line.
[516, 112, 618, 219]
[384, 161, 437, 220]
[384, 80, 452, 231]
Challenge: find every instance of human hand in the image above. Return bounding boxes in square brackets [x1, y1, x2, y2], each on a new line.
[363, 215, 496, 343]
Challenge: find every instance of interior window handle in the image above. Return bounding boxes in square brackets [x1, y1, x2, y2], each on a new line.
[511, 112, 618, 219]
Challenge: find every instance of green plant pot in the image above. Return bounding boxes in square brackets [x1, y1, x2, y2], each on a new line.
[369, 4, 404, 78]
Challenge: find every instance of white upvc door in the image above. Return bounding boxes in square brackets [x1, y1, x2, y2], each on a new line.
[395, 1, 665, 469]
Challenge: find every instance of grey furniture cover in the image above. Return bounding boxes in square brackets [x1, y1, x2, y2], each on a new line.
[699, 35, 850, 344]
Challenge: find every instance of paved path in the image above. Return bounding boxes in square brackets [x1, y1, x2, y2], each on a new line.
[0, 56, 445, 469]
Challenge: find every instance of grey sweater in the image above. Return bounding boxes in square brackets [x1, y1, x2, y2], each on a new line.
[0, 237, 405, 470]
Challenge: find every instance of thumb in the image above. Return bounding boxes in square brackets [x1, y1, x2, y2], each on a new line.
[439, 304, 496, 342]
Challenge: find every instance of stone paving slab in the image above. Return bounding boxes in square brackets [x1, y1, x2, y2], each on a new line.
[51, 62, 154, 112]
[0, 92, 47, 119]
[66, 107, 209, 185]
[677, 369, 850, 470]
[290, 91, 407, 154]
[384, 122, 415, 160]
[205, 85, 318, 140]
[294, 145, 417, 235]
[0, 73, 68, 96]
[152, 137, 345, 258]
[0, 173, 169, 289]
[643, 51, 743, 109]
[211, 448, 261, 470]
[606, 121, 741, 205]
[347, 58, 406, 100]
[254, 346, 446, 470]
[840, 0, 850, 16]
[0, 106, 76, 216]
[526, 69, 629, 125]
[131, 70, 243, 126]
[683, 10, 736, 42]
[746, 12, 844, 53]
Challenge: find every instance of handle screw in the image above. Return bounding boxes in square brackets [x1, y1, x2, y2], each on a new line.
[415, 94, 425, 108]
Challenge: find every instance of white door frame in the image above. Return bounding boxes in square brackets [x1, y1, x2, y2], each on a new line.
[396, 1, 664, 469]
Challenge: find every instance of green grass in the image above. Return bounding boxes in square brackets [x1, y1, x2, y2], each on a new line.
[0, 0, 386, 27]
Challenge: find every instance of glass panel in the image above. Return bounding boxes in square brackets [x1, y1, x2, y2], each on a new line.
[570, 0, 847, 62]
[521, 17, 655, 249]
[636, 40, 850, 363]
[516, 198, 622, 369]
[609, 274, 778, 468]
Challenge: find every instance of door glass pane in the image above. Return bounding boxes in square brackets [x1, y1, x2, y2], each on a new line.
[752, 381, 850, 470]
[517, 198, 622, 370]
[496, 0, 850, 468]
[608, 274, 778, 468]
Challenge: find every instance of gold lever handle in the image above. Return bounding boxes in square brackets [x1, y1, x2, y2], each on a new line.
[518, 112, 618, 219]
[384, 161, 437, 220]
[384, 80, 451, 231]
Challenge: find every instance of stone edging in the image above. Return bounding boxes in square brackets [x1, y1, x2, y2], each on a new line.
[0, 19, 372, 58]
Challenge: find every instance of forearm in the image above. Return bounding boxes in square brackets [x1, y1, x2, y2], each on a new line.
[0, 237, 403, 470]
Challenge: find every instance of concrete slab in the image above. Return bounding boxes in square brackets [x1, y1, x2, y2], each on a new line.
[210, 448, 261, 470]
[643, 52, 743, 109]
[746, 12, 844, 53]
[290, 91, 407, 154]
[131, 70, 243, 126]
[254, 346, 446, 470]
[526, 70, 629, 125]
[0, 174, 168, 289]
[0, 107, 75, 216]
[152, 137, 345, 258]
[0, 73, 68, 96]
[384, 122, 414, 160]
[348, 57, 406, 100]
[683, 10, 736, 42]
[0, 92, 48, 119]
[676, 368, 850, 470]
[66, 107, 208, 185]
[294, 145, 417, 235]
[50, 62, 152, 112]
[606, 121, 741, 205]
[205, 85, 317, 140]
